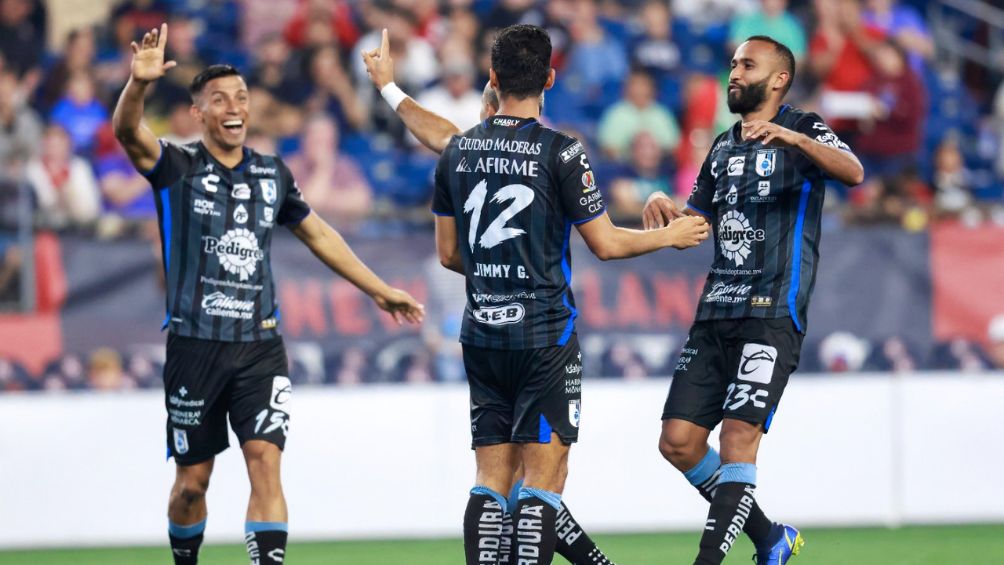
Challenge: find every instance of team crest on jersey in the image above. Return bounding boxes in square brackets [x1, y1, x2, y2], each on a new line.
[718, 210, 766, 266]
[173, 428, 189, 455]
[259, 179, 277, 204]
[755, 149, 776, 177]
[568, 400, 581, 428]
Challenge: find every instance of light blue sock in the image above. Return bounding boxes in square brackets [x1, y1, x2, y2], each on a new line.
[168, 518, 206, 539]
[718, 462, 757, 486]
[507, 479, 524, 512]
[518, 486, 562, 511]
[470, 485, 509, 513]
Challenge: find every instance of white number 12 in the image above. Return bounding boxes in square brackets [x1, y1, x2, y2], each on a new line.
[462, 180, 535, 251]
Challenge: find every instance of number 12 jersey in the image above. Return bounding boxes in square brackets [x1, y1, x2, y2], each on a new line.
[433, 116, 605, 350]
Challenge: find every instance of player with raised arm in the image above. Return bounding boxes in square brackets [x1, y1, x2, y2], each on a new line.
[642, 36, 864, 565]
[372, 24, 708, 565]
[362, 29, 619, 565]
[113, 24, 424, 565]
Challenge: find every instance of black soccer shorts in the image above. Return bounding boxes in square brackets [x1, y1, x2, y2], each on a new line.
[662, 318, 803, 433]
[163, 334, 291, 465]
[463, 335, 583, 448]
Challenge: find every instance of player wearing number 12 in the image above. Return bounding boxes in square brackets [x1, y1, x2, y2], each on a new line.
[431, 25, 710, 565]
[643, 36, 864, 565]
[112, 24, 424, 565]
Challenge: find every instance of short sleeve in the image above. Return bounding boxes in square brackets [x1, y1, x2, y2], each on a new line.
[686, 151, 716, 217]
[142, 140, 195, 189]
[431, 151, 454, 216]
[556, 139, 606, 224]
[795, 112, 851, 152]
[276, 161, 311, 226]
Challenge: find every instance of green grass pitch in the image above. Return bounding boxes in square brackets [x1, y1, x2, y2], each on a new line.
[1, 525, 1001, 564]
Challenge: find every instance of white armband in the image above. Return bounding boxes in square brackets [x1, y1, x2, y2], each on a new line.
[380, 82, 409, 111]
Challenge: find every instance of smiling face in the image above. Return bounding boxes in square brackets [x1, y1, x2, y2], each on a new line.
[191, 74, 250, 151]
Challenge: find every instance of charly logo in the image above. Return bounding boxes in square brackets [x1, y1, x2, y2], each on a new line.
[472, 303, 525, 325]
[270, 376, 292, 412]
[738, 343, 777, 384]
[718, 210, 765, 266]
[727, 156, 745, 176]
[231, 183, 251, 200]
[203, 228, 264, 281]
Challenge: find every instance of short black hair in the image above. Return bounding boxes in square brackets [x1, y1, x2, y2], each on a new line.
[491, 24, 552, 100]
[189, 64, 244, 100]
[745, 35, 796, 94]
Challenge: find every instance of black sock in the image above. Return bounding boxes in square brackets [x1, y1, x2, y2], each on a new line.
[513, 489, 560, 565]
[694, 465, 759, 565]
[464, 487, 506, 565]
[684, 448, 773, 547]
[168, 519, 205, 565]
[499, 509, 514, 565]
[554, 502, 615, 564]
[245, 522, 287, 564]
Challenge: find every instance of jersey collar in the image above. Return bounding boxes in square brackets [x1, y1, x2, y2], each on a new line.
[198, 141, 253, 172]
[482, 115, 539, 130]
[730, 104, 791, 146]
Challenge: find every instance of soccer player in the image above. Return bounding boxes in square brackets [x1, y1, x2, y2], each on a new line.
[112, 24, 424, 565]
[642, 36, 864, 565]
[362, 29, 619, 565]
[374, 24, 708, 565]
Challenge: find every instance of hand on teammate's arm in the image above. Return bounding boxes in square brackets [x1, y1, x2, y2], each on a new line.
[741, 120, 864, 186]
[361, 29, 460, 154]
[112, 23, 176, 173]
[291, 212, 425, 324]
[577, 212, 709, 260]
[642, 192, 687, 229]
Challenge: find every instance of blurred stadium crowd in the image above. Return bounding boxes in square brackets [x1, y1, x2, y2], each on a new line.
[1, 0, 1004, 391]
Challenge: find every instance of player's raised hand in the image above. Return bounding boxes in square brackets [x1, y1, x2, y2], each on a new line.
[129, 23, 177, 83]
[665, 215, 710, 249]
[374, 287, 425, 325]
[361, 28, 395, 90]
[741, 120, 802, 148]
[643, 192, 685, 229]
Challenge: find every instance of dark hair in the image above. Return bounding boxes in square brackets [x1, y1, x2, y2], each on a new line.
[189, 64, 244, 99]
[745, 35, 796, 94]
[490, 24, 552, 100]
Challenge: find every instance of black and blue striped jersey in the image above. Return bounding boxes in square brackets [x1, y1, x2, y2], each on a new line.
[433, 115, 606, 350]
[687, 105, 851, 332]
[144, 140, 311, 342]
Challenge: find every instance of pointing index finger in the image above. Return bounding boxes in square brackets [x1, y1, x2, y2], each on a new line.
[380, 28, 389, 58]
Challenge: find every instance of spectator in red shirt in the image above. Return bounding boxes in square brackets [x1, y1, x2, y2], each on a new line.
[809, 0, 886, 92]
[283, 0, 359, 51]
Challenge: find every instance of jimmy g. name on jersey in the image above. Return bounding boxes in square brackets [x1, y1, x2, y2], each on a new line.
[474, 262, 529, 279]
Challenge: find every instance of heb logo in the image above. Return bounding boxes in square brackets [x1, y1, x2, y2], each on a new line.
[473, 303, 525, 326]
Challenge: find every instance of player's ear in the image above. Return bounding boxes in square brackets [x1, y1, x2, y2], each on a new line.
[544, 68, 556, 91]
[189, 103, 203, 124]
[774, 70, 789, 93]
[488, 68, 499, 91]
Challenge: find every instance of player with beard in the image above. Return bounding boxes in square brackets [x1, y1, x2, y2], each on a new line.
[642, 36, 863, 565]
[113, 24, 424, 565]
[363, 29, 619, 565]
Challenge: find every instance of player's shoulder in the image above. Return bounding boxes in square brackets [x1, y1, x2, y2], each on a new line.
[532, 124, 584, 164]
[778, 105, 824, 129]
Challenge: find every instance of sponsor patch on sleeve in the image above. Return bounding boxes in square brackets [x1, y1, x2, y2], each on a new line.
[559, 141, 584, 163]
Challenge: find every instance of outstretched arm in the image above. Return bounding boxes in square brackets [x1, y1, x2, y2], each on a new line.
[576, 213, 710, 261]
[362, 29, 460, 154]
[291, 212, 425, 324]
[112, 23, 177, 173]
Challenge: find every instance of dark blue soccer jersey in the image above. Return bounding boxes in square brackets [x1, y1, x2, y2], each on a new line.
[687, 105, 851, 332]
[144, 140, 311, 342]
[432, 116, 606, 350]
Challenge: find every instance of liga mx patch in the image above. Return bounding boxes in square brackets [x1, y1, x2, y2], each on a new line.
[568, 400, 581, 428]
[270, 376, 292, 412]
[173, 428, 189, 455]
[738, 343, 777, 384]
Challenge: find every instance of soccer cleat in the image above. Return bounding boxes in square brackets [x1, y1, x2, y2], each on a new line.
[753, 524, 804, 565]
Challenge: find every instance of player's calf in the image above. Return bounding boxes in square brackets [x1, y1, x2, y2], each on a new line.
[168, 460, 212, 565]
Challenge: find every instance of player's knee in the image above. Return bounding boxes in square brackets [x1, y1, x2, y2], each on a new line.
[173, 475, 210, 507]
[658, 430, 698, 467]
